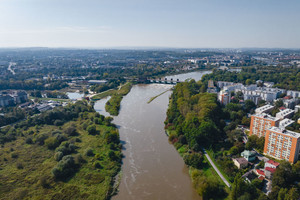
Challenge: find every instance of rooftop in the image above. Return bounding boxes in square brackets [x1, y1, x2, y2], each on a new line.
[252, 113, 280, 121]
[265, 167, 276, 173]
[268, 127, 300, 139]
[279, 119, 295, 128]
[256, 169, 265, 176]
[233, 157, 248, 165]
[266, 159, 280, 167]
[255, 104, 274, 113]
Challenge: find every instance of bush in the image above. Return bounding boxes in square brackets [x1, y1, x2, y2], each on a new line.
[11, 152, 18, 158]
[54, 152, 64, 161]
[183, 152, 203, 169]
[93, 161, 102, 169]
[39, 176, 49, 188]
[25, 137, 33, 144]
[64, 124, 77, 136]
[85, 148, 94, 156]
[74, 154, 85, 164]
[35, 134, 48, 145]
[56, 141, 76, 155]
[45, 137, 60, 150]
[87, 125, 97, 135]
[52, 155, 76, 179]
[16, 162, 23, 169]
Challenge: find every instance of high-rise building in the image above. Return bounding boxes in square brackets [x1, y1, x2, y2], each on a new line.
[249, 113, 280, 138]
[264, 127, 300, 163]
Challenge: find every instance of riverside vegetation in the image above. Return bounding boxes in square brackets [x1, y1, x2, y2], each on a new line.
[164, 79, 288, 200]
[105, 82, 132, 116]
[0, 101, 121, 200]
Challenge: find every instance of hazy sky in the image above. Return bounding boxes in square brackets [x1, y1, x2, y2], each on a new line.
[0, 0, 300, 48]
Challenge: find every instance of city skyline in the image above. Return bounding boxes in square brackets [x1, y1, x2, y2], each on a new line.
[1, 0, 300, 48]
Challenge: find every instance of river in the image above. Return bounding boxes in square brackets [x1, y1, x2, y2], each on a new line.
[95, 70, 212, 200]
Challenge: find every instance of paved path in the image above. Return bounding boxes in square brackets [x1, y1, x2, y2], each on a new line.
[203, 149, 231, 188]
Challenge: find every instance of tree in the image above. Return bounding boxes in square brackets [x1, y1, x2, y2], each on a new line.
[87, 125, 97, 135]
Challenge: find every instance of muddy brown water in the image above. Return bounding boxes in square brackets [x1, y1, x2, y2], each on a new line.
[95, 71, 212, 200]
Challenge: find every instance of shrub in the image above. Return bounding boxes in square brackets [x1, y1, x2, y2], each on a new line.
[183, 152, 203, 169]
[64, 124, 77, 136]
[85, 148, 94, 156]
[11, 152, 18, 158]
[54, 152, 64, 161]
[35, 134, 48, 145]
[52, 155, 76, 179]
[74, 154, 85, 164]
[87, 125, 97, 135]
[56, 141, 76, 155]
[39, 176, 49, 188]
[45, 137, 60, 150]
[16, 162, 23, 169]
[93, 161, 102, 169]
[25, 137, 33, 144]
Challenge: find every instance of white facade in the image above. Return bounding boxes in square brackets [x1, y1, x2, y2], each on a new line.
[276, 109, 295, 120]
[255, 105, 274, 114]
[287, 90, 300, 99]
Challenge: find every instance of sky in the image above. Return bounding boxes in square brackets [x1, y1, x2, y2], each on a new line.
[0, 0, 300, 48]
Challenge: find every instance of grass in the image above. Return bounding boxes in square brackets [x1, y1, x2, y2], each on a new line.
[91, 89, 116, 101]
[0, 112, 121, 200]
[147, 89, 171, 104]
[105, 82, 132, 116]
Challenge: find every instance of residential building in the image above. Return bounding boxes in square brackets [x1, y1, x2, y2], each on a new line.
[255, 169, 265, 178]
[283, 98, 300, 109]
[255, 105, 274, 114]
[265, 167, 276, 179]
[241, 150, 256, 162]
[279, 119, 295, 128]
[242, 171, 257, 183]
[250, 114, 280, 138]
[264, 159, 280, 169]
[295, 105, 300, 113]
[232, 157, 248, 169]
[287, 90, 300, 99]
[218, 90, 231, 105]
[0, 95, 14, 107]
[276, 109, 295, 120]
[244, 94, 261, 105]
[264, 127, 300, 163]
[217, 81, 234, 89]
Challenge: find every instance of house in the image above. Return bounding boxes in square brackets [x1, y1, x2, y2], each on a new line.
[242, 171, 257, 183]
[232, 157, 248, 169]
[265, 167, 276, 179]
[255, 169, 265, 178]
[241, 150, 256, 162]
[264, 160, 280, 169]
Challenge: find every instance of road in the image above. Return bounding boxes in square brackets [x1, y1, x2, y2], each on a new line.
[202, 149, 231, 188]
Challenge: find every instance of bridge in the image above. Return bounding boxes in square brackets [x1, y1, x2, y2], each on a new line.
[147, 77, 181, 85]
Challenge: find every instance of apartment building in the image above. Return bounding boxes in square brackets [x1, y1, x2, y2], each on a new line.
[264, 127, 300, 163]
[287, 90, 300, 99]
[276, 108, 295, 120]
[218, 90, 230, 105]
[249, 113, 280, 138]
[255, 105, 274, 114]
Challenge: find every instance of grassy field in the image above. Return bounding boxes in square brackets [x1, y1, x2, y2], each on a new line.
[0, 109, 121, 199]
[91, 89, 116, 101]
